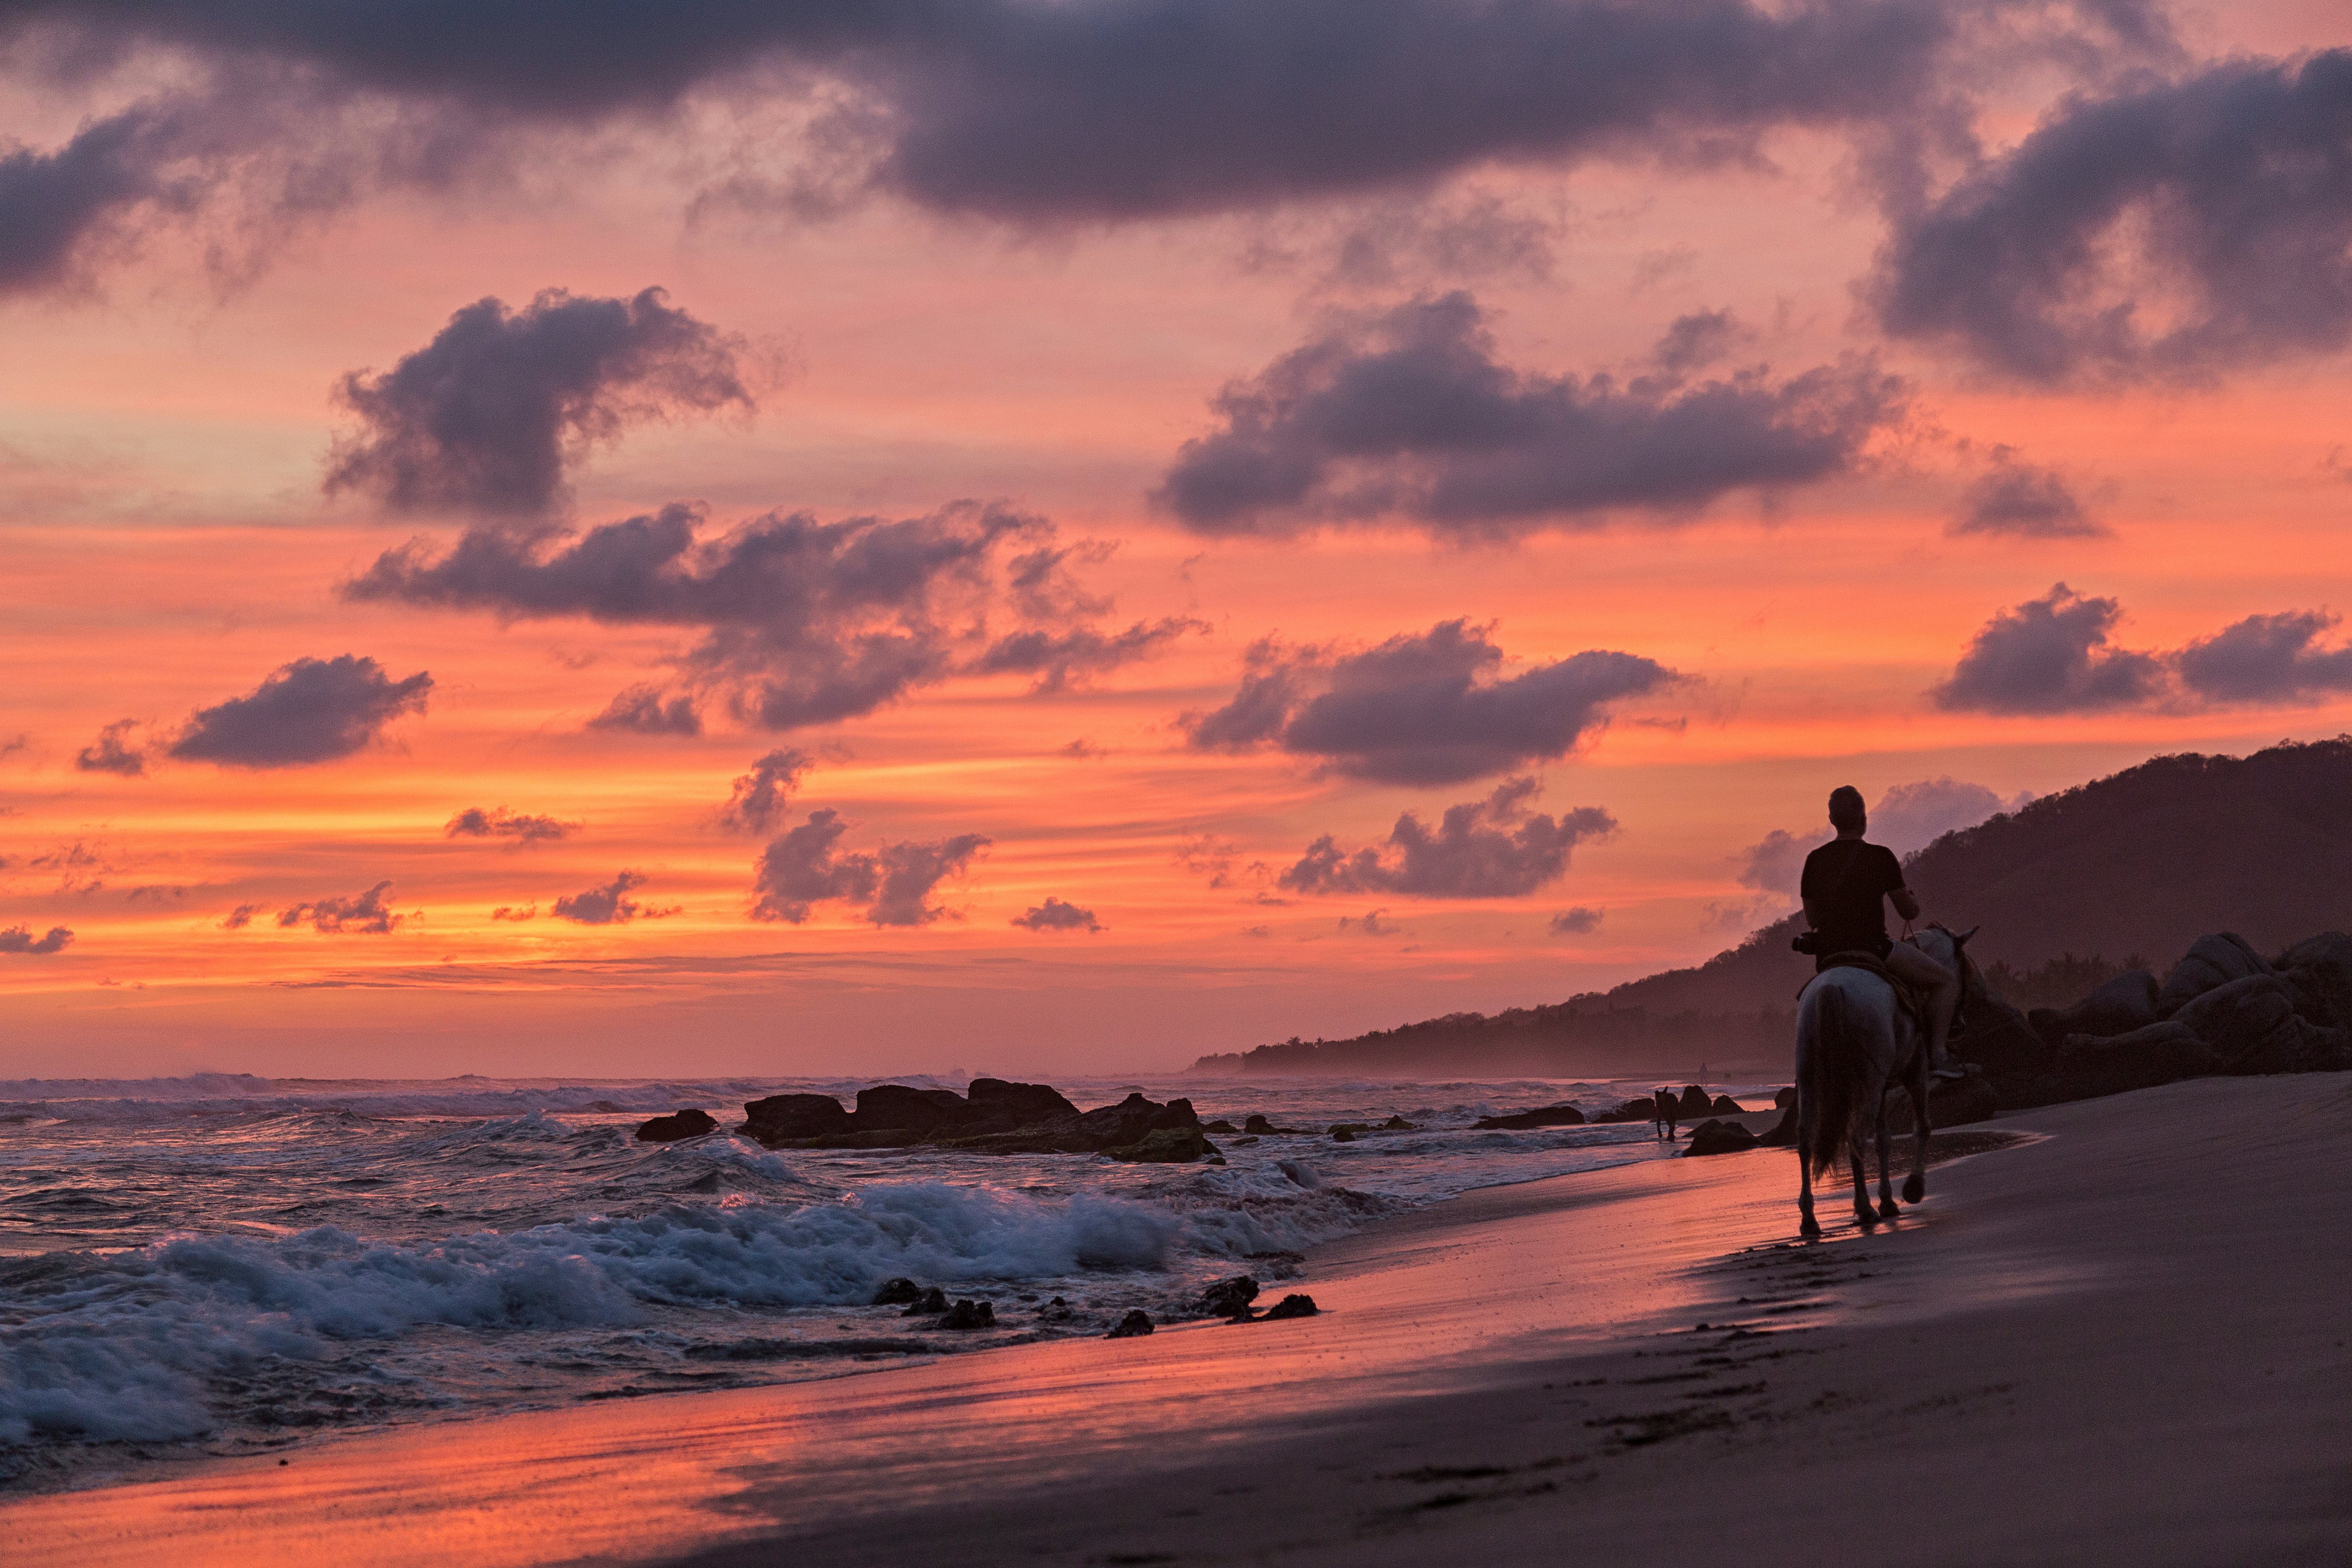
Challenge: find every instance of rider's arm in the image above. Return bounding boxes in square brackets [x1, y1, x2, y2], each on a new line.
[1890, 886, 1921, 922]
[1801, 896, 1823, 928]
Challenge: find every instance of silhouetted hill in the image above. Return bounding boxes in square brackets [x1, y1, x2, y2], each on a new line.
[1191, 738, 2352, 1077]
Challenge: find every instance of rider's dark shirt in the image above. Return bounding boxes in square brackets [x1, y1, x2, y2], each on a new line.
[1800, 839, 1905, 964]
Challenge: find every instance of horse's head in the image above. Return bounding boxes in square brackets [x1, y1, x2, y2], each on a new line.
[1914, 921, 1986, 997]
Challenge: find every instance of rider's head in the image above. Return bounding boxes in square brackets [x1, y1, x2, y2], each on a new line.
[1828, 785, 1866, 834]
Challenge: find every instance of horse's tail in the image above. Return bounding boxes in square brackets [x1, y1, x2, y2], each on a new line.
[1802, 981, 1864, 1184]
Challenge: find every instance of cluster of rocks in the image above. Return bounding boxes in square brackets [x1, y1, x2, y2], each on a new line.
[872, 1277, 998, 1329]
[1186, 1274, 1320, 1325]
[1202, 1113, 1416, 1142]
[1966, 930, 2352, 1110]
[635, 1079, 1219, 1162]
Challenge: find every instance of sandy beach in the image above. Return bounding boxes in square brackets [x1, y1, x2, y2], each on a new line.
[6, 1076, 2347, 1566]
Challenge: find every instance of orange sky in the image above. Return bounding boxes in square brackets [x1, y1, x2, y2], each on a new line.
[3, 2, 2349, 1077]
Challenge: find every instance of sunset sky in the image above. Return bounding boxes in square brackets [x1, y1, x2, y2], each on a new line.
[3, 0, 2350, 1079]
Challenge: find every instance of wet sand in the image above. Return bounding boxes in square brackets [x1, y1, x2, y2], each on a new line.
[6, 1075, 2348, 1566]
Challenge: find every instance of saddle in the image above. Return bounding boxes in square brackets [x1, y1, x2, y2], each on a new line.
[1801, 950, 1927, 1028]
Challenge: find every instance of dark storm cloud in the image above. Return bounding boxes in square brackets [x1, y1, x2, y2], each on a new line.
[1873, 50, 2352, 382]
[1279, 777, 1613, 898]
[169, 655, 431, 768]
[1010, 896, 1102, 933]
[749, 808, 988, 927]
[2173, 612, 2352, 704]
[552, 870, 667, 924]
[1155, 294, 1907, 536]
[1930, 583, 2163, 713]
[1182, 619, 1678, 786]
[1950, 448, 2103, 538]
[0, 924, 73, 955]
[220, 902, 262, 929]
[0, 2, 2167, 295]
[349, 501, 1173, 732]
[445, 806, 576, 843]
[276, 880, 404, 933]
[325, 287, 751, 517]
[74, 719, 146, 776]
[1547, 906, 1603, 935]
[722, 748, 815, 835]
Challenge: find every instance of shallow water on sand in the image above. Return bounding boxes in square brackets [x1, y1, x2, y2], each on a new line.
[0, 1071, 1772, 1486]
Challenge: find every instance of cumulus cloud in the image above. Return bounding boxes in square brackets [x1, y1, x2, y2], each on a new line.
[169, 655, 431, 768]
[1930, 583, 2164, 714]
[2174, 612, 2352, 705]
[1011, 897, 1103, 933]
[1548, 906, 1604, 936]
[446, 806, 576, 844]
[0, 924, 73, 955]
[1951, 448, 2104, 538]
[1155, 293, 1907, 536]
[552, 871, 674, 925]
[588, 685, 702, 736]
[325, 287, 751, 517]
[276, 880, 404, 934]
[0, 1, 2160, 297]
[492, 903, 536, 921]
[722, 748, 815, 835]
[220, 903, 262, 929]
[74, 719, 147, 776]
[1279, 777, 1614, 898]
[1873, 50, 2352, 382]
[347, 501, 1176, 733]
[1338, 908, 1404, 937]
[1737, 777, 2032, 896]
[1183, 619, 1676, 785]
[751, 809, 989, 927]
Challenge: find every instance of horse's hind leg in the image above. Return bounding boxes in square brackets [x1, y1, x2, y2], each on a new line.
[1849, 1131, 1876, 1229]
[1797, 1094, 1821, 1240]
[1875, 1111, 1899, 1219]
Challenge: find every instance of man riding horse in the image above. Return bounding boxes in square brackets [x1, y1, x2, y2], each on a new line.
[1798, 786, 1966, 1083]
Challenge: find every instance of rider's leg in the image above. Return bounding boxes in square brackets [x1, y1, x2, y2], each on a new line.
[1883, 943, 1964, 1080]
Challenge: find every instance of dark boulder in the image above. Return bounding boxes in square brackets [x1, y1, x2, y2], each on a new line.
[1036, 1296, 1074, 1321]
[1261, 1294, 1318, 1320]
[940, 1298, 995, 1330]
[1473, 1103, 1586, 1130]
[901, 1287, 949, 1316]
[1382, 1115, 1416, 1130]
[1954, 992, 2055, 1107]
[1595, 1097, 1656, 1123]
[870, 1277, 924, 1306]
[1242, 1114, 1300, 1135]
[1196, 1275, 1260, 1318]
[1676, 1086, 1712, 1117]
[634, 1108, 716, 1142]
[962, 1078, 1080, 1129]
[2275, 932, 2352, 1030]
[1202, 1120, 1238, 1133]
[741, 1093, 853, 1144]
[1774, 1086, 1797, 1110]
[1681, 1119, 1759, 1156]
[1755, 1106, 1798, 1146]
[855, 1084, 970, 1132]
[2156, 933, 2270, 1017]
[1106, 1310, 1154, 1339]
[2029, 969, 2159, 1047]
[2175, 974, 2352, 1076]
[1708, 1094, 1741, 1114]
[1329, 1127, 1357, 1142]
[2051, 1021, 2221, 1100]
[1884, 1073, 2000, 1132]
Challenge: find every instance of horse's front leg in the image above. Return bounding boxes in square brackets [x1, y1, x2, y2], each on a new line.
[1903, 1042, 1931, 1206]
[1849, 1125, 1876, 1229]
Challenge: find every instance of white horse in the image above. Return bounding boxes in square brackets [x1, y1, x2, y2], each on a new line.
[1794, 925, 1976, 1239]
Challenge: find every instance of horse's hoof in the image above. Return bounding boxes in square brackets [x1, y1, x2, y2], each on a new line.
[1902, 1176, 1925, 1204]
[1855, 1210, 1879, 1229]
[1800, 1217, 1822, 1240]
[1879, 1198, 1900, 1220]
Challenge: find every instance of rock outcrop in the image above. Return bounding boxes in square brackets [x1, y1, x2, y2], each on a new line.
[1472, 1103, 1586, 1130]
[2156, 932, 2270, 1017]
[738, 1079, 1216, 1161]
[1675, 1085, 1713, 1117]
[1195, 1276, 1259, 1319]
[634, 1108, 717, 1142]
[1593, 1097, 1656, 1123]
[939, 1298, 995, 1329]
[1708, 1094, 1741, 1114]
[1106, 1310, 1154, 1339]
[1261, 1294, 1318, 1320]
[2052, 1021, 2222, 1099]
[1681, 1119, 1758, 1156]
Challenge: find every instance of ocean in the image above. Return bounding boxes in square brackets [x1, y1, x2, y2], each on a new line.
[0, 1072, 1775, 1489]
